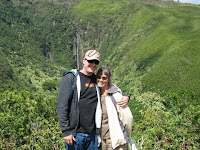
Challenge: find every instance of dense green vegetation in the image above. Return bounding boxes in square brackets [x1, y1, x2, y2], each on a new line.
[0, 0, 200, 149]
[0, 89, 63, 149]
[0, 0, 75, 91]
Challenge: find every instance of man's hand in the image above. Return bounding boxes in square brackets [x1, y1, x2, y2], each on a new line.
[64, 134, 76, 145]
[117, 96, 129, 108]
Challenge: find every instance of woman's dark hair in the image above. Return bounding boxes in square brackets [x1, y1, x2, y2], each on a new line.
[96, 66, 112, 88]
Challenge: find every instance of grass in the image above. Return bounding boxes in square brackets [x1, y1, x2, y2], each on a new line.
[75, 0, 129, 15]
[140, 6, 200, 95]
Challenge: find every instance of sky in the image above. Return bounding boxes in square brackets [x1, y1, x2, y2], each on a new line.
[173, 0, 200, 4]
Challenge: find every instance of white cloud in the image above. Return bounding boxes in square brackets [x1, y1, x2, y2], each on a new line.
[173, 0, 200, 4]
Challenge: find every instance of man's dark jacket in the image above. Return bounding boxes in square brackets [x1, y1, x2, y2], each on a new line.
[57, 72, 79, 137]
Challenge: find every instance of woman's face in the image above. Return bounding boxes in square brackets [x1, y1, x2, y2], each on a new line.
[97, 72, 109, 89]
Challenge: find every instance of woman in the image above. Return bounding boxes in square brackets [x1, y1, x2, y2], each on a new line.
[96, 66, 133, 150]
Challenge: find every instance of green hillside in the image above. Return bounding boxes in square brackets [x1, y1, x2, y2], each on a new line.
[0, 0, 200, 149]
[74, 0, 200, 96]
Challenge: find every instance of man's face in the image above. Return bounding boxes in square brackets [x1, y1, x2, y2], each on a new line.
[83, 58, 99, 75]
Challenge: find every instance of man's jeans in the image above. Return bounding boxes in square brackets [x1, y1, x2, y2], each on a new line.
[64, 132, 98, 150]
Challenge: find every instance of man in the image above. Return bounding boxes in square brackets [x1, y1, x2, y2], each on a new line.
[57, 50, 129, 150]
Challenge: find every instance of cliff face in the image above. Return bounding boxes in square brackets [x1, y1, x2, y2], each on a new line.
[0, 0, 76, 90]
[1, 0, 200, 97]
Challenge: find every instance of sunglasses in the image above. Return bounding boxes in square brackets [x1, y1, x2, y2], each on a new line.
[86, 59, 99, 65]
[97, 76, 108, 80]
